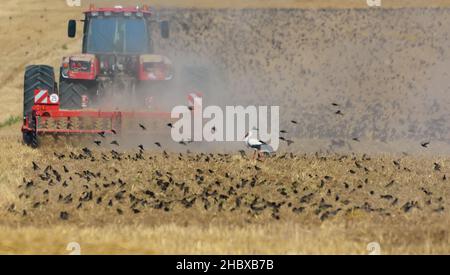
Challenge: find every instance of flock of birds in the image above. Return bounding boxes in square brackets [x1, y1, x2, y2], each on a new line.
[155, 8, 450, 149]
[7, 126, 447, 223]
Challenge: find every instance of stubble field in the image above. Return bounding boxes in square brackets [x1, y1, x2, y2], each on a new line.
[0, 0, 449, 254]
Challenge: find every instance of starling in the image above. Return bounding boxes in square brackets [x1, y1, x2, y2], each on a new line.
[111, 140, 119, 146]
[60, 211, 69, 220]
[421, 142, 430, 148]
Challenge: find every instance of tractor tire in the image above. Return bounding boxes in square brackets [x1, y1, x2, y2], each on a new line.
[23, 65, 55, 118]
[59, 80, 88, 110]
[23, 65, 55, 148]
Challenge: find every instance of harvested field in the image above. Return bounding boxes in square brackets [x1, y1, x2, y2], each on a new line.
[0, 0, 449, 254]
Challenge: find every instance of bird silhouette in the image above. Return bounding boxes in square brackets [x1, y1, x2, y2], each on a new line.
[421, 142, 430, 148]
[111, 140, 120, 146]
[32, 162, 40, 171]
[60, 211, 69, 220]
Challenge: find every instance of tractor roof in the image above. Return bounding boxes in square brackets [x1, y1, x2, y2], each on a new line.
[84, 5, 152, 15]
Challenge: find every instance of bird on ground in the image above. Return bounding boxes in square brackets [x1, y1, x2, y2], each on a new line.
[32, 162, 40, 171]
[167, 123, 174, 128]
[60, 211, 69, 220]
[138, 144, 144, 151]
[244, 128, 274, 160]
[434, 162, 441, 171]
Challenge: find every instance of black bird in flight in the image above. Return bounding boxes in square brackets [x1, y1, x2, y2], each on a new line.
[154, 142, 161, 148]
[111, 140, 120, 146]
[279, 137, 294, 146]
[331, 103, 340, 107]
[139, 124, 146, 130]
[335, 110, 343, 115]
[98, 131, 106, 138]
[291, 120, 298, 124]
[111, 129, 117, 135]
[167, 123, 174, 128]
[94, 140, 101, 146]
[421, 142, 430, 148]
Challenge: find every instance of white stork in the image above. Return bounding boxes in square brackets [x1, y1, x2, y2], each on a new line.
[244, 128, 274, 160]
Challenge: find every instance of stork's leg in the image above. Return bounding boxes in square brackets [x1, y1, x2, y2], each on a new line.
[257, 151, 264, 161]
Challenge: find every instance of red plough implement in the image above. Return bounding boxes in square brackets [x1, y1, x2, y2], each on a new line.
[21, 89, 182, 148]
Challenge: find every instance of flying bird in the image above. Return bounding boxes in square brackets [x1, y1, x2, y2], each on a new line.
[139, 124, 146, 130]
[154, 142, 161, 148]
[421, 142, 430, 148]
[94, 140, 101, 146]
[111, 140, 120, 146]
[279, 137, 294, 146]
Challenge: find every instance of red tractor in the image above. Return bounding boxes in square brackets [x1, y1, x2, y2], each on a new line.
[22, 5, 201, 147]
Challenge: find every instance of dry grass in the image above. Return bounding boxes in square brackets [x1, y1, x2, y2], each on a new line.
[1, 0, 450, 255]
[0, 131, 448, 254]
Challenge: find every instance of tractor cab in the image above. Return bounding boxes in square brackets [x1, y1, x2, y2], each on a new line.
[68, 5, 169, 54]
[59, 5, 173, 110]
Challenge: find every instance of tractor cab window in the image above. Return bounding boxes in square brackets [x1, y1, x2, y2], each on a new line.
[85, 16, 150, 54]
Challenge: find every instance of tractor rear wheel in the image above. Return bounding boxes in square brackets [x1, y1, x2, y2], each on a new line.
[23, 65, 55, 148]
[59, 80, 88, 110]
[23, 65, 55, 118]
